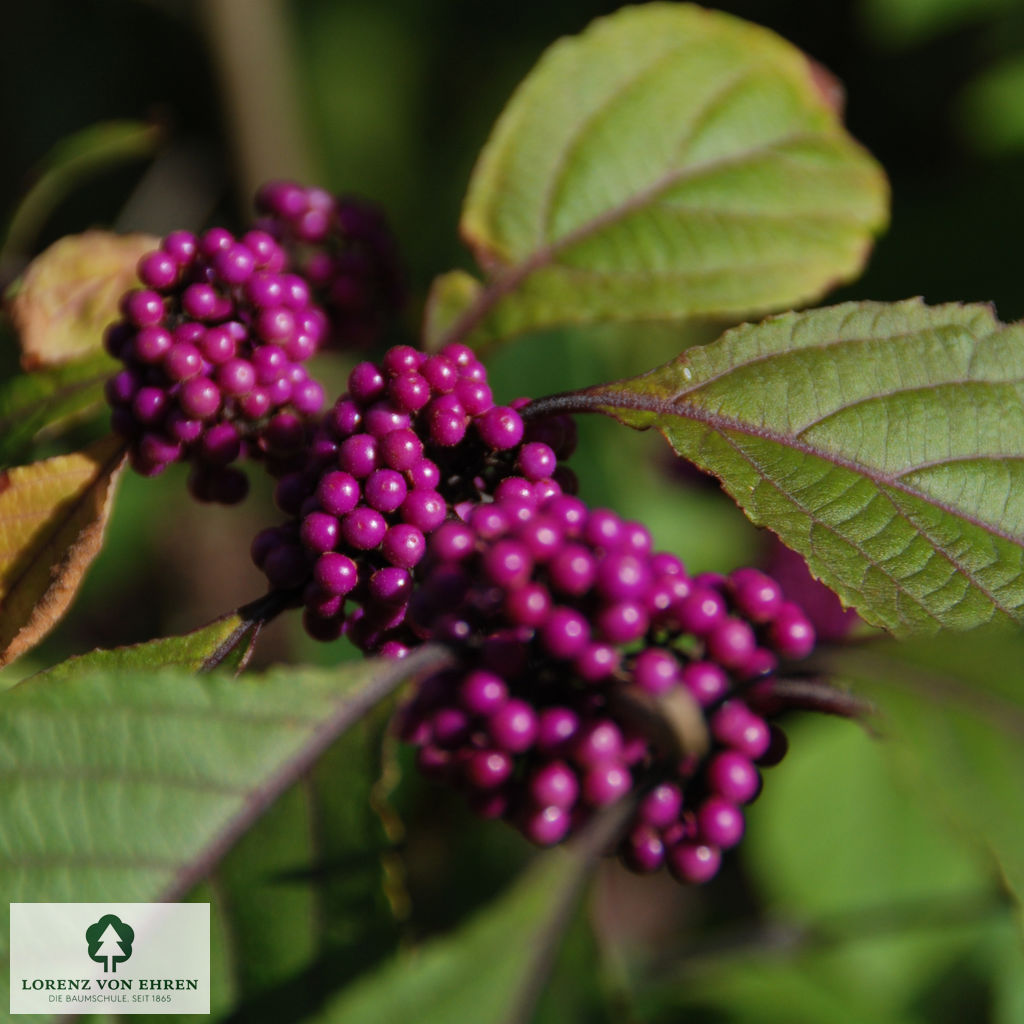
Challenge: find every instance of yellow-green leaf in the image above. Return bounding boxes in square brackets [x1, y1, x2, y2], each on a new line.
[0, 353, 114, 468]
[8, 231, 157, 369]
[0, 435, 126, 667]
[440, 3, 888, 350]
[423, 269, 485, 350]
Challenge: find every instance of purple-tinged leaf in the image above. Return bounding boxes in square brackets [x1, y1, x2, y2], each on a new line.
[541, 300, 1024, 635]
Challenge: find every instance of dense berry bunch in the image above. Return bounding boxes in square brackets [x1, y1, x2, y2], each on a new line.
[398, 490, 815, 884]
[256, 181, 404, 349]
[250, 343, 576, 649]
[106, 228, 327, 502]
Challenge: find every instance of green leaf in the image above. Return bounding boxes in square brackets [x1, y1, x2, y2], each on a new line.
[833, 629, 1024, 927]
[564, 299, 1024, 635]
[749, 718, 989, 919]
[197, 712, 399, 1020]
[746, 717, 994, 1009]
[0, 645, 450, 1014]
[310, 808, 624, 1024]
[439, 3, 888, 349]
[8, 230, 157, 369]
[861, 0, 1013, 48]
[647, 954, 920, 1024]
[0, 353, 115, 467]
[0, 435, 126, 668]
[30, 604, 268, 683]
[635, 716, 1009, 1023]
[423, 269, 484, 350]
[0, 121, 160, 268]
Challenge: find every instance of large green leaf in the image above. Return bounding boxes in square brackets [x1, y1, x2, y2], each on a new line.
[0, 645, 449, 1014]
[432, 3, 888, 349]
[833, 629, 1024, 926]
[561, 299, 1024, 635]
[645, 954, 919, 1024]
[189, 712, 401, 1022]
[624, 715, 1003, 1024]
[746, 717, 995, 1011]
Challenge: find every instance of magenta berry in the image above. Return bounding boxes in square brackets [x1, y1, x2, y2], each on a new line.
[108, 223, 328, 503]
[633, 647, 680, 695]
[393, 489, 818, 887]
[668, 842, 722, 885]
[697, 796, 745, 849]
[530, 761, 580, 809]
[489, 699, 539, 753]
[706, 751, 761, 804]
[522, 805, 572, 846]
[639, 782, 684, 829]
[249, 340, 578, 652]
[256, 183, 404, 349]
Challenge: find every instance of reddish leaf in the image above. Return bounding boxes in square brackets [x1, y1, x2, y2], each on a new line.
[9, 231, 156, 369]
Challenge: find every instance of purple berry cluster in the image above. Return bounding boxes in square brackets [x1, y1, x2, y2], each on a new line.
[250, 343, 576, 650]
[105, 228, 327, 502]
[398, 492, 815, 884]
[255, 181, 403, 349]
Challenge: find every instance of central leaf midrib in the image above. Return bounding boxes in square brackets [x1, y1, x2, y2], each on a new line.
[536, 56, 764, 239]
[523, 129, 827, 270]
[594, 386, 1024, 552]
[448, 130, 836, 346]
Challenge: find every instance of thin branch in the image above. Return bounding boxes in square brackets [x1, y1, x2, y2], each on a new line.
[749, 675, 876, 722]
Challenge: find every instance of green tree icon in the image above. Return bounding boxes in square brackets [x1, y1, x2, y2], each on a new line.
[85, 914, 134, 973]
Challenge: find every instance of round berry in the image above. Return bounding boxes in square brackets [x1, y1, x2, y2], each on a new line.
[477, 406, 524, 449]
[582, 762, 631, 806]
[632, 648, 680, 695]
[667, 843, 721, 885]
[314, 552, 359, 595]
[530, 761, 579, 808]
[489, 699, 538, 753]
[706, 751, 761, 804]
[522, 805, 571, 846]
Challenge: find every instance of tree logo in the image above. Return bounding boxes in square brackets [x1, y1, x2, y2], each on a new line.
[85, 914, 134, 973]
